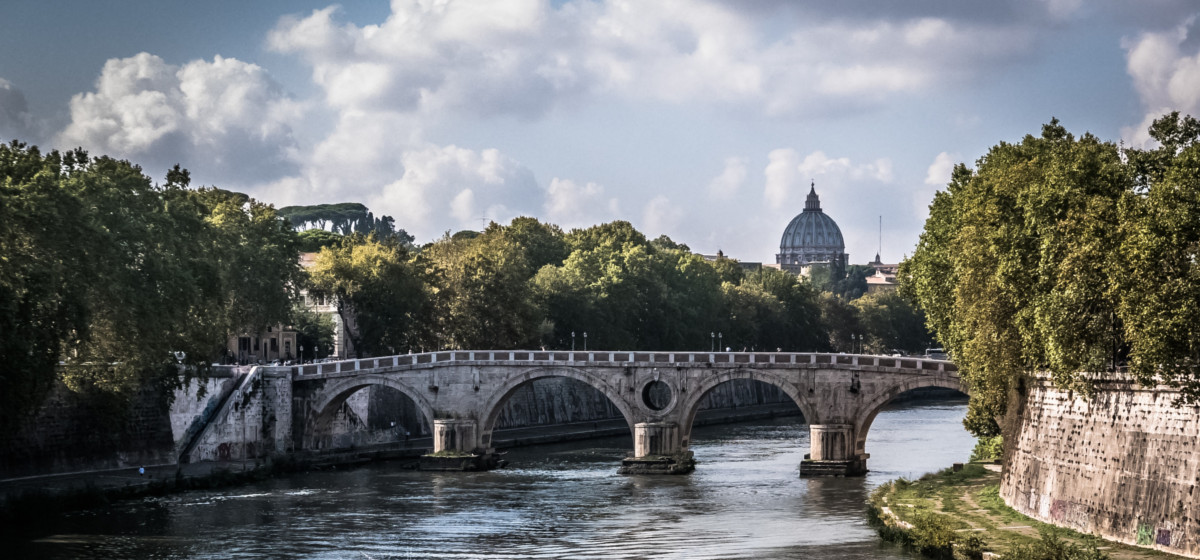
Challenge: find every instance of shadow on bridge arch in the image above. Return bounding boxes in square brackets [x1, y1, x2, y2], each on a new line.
[306, 374, 437, 451]
[678, 370, 817, 450]
[480, 366, 637, 450]
[852, 376, 969, 458]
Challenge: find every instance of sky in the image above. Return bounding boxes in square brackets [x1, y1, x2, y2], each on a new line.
[3, 0, 1200, 264]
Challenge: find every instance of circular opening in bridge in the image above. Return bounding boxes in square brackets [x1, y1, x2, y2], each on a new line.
[642, 380, 672, 411]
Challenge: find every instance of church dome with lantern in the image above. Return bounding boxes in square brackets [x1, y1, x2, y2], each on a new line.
[776, 183, 848, 274]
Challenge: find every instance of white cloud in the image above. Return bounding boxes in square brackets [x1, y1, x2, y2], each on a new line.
[925, 152, 958, 187]
[916, 151, 961, 219]
[763, 148, 800, 208]
[707, 156, 747, 200]
[544, 177, 618, 228]
[798, 150, 894, 183]
[642, 194, 684, 237]
[56, 53, 301, 184]
[1121, 18, 1200, 147]
[267, 1, 1040, 119]
[369, 144, 541, 240]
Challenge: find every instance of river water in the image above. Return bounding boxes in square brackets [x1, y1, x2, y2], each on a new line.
[16, 400, 972, 559]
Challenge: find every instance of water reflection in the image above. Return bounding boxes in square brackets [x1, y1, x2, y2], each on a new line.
[12, 400, 971, 559]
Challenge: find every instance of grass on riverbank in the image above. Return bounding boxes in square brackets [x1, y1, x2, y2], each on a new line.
[867, 464, 1179, 560]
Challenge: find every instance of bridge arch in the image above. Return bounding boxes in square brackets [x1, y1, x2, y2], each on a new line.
[480, 366, 637, 448]
[677, 369, 817, 450]
[307, 374, 437, 450]
[852, 375, 968, 456]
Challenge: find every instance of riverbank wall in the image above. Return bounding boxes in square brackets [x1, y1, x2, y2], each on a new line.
[1000, 373, 1200, 558]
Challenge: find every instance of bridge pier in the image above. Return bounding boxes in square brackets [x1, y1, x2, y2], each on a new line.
[420, 419, 504, 471]
[432, 419, 478, 454]
[800, 423, 867, 477]
[618, 421, 695, 475]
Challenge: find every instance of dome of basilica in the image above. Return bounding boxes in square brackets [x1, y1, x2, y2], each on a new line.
[776, 184, 847, 271]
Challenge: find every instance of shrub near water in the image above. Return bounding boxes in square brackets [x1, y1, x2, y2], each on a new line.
[868, 478, 983, 560]
[997, 529, 1109, 560]
[969, 435, 1003, 463]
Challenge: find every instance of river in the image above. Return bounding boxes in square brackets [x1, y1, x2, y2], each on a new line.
[13, 399, 972, 559]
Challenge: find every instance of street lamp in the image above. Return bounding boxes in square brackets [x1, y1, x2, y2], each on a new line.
[572, 331, 576, 351]
[719, 332, 723, 351]
[850, 334, 857, 354]
[711, 332, 715, 352]
[583, 331, 588, 351]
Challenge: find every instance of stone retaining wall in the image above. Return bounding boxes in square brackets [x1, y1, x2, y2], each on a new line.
[0, 380, 177, 478]
[1001, 374, 1199, 558]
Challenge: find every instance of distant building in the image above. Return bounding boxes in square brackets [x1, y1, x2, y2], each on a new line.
[865, 253, 899, 294]
[227, 326, 297, 365]
[299, 252, 356, 359]
[776, 183, 848, 277]
[699, 253, 763, 273]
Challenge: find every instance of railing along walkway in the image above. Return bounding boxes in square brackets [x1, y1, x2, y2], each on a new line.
[291, 351, 957, 377]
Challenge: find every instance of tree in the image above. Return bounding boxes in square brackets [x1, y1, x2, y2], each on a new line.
[423, 229, 541, 349]
[0, 142, 91, 431]
[810, 264, 871, 299]
[293, 305, 335, 361]
[1118, 114, 1200, 403]
[0, 142, 309, 433]
[819, 293, 861, 353]
[501, 217, 569, 271]
[852, 291, 931, 354]
[744, 267, 827, 351]
[277, 202, 412, 244]
[297, 228, 343, 252]
[903, 118, 1133, 436]
[306, 234, 432, 357]
[188, 186, 303, 348]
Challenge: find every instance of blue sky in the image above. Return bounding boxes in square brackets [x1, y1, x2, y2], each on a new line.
[2, 0, 1198, 263]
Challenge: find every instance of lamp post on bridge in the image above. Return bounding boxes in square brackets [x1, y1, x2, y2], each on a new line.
[583, 331, 587, 351]
[710, 332, 715, 352]
[718, 332, 723, 352]
[571, 331, 576, 351]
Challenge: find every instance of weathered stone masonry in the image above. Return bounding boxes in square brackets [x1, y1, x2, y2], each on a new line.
[3, 351, 962, 479]
[1001, 374, 1200, 558]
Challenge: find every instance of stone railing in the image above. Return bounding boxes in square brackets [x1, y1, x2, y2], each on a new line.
[289, 351, 956, 377]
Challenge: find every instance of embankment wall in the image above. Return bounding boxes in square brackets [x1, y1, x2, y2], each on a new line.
[1001, 374, 1199, 558]
[0, 380, 179, 478]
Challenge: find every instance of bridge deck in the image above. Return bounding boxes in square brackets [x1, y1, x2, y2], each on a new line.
[287, 351, 956, 378]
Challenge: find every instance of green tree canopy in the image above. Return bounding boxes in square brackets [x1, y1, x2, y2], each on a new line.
[0, 142, 302, 431]
[278, 202, 413, 244]
[306, 234, 433, 357]
[902, 114, 1200, 437]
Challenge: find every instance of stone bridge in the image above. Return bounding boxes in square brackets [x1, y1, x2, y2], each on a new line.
[287, 350, 963, 476]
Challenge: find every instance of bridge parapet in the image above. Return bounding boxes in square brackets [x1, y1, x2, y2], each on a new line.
[284, 350, 956, 380]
